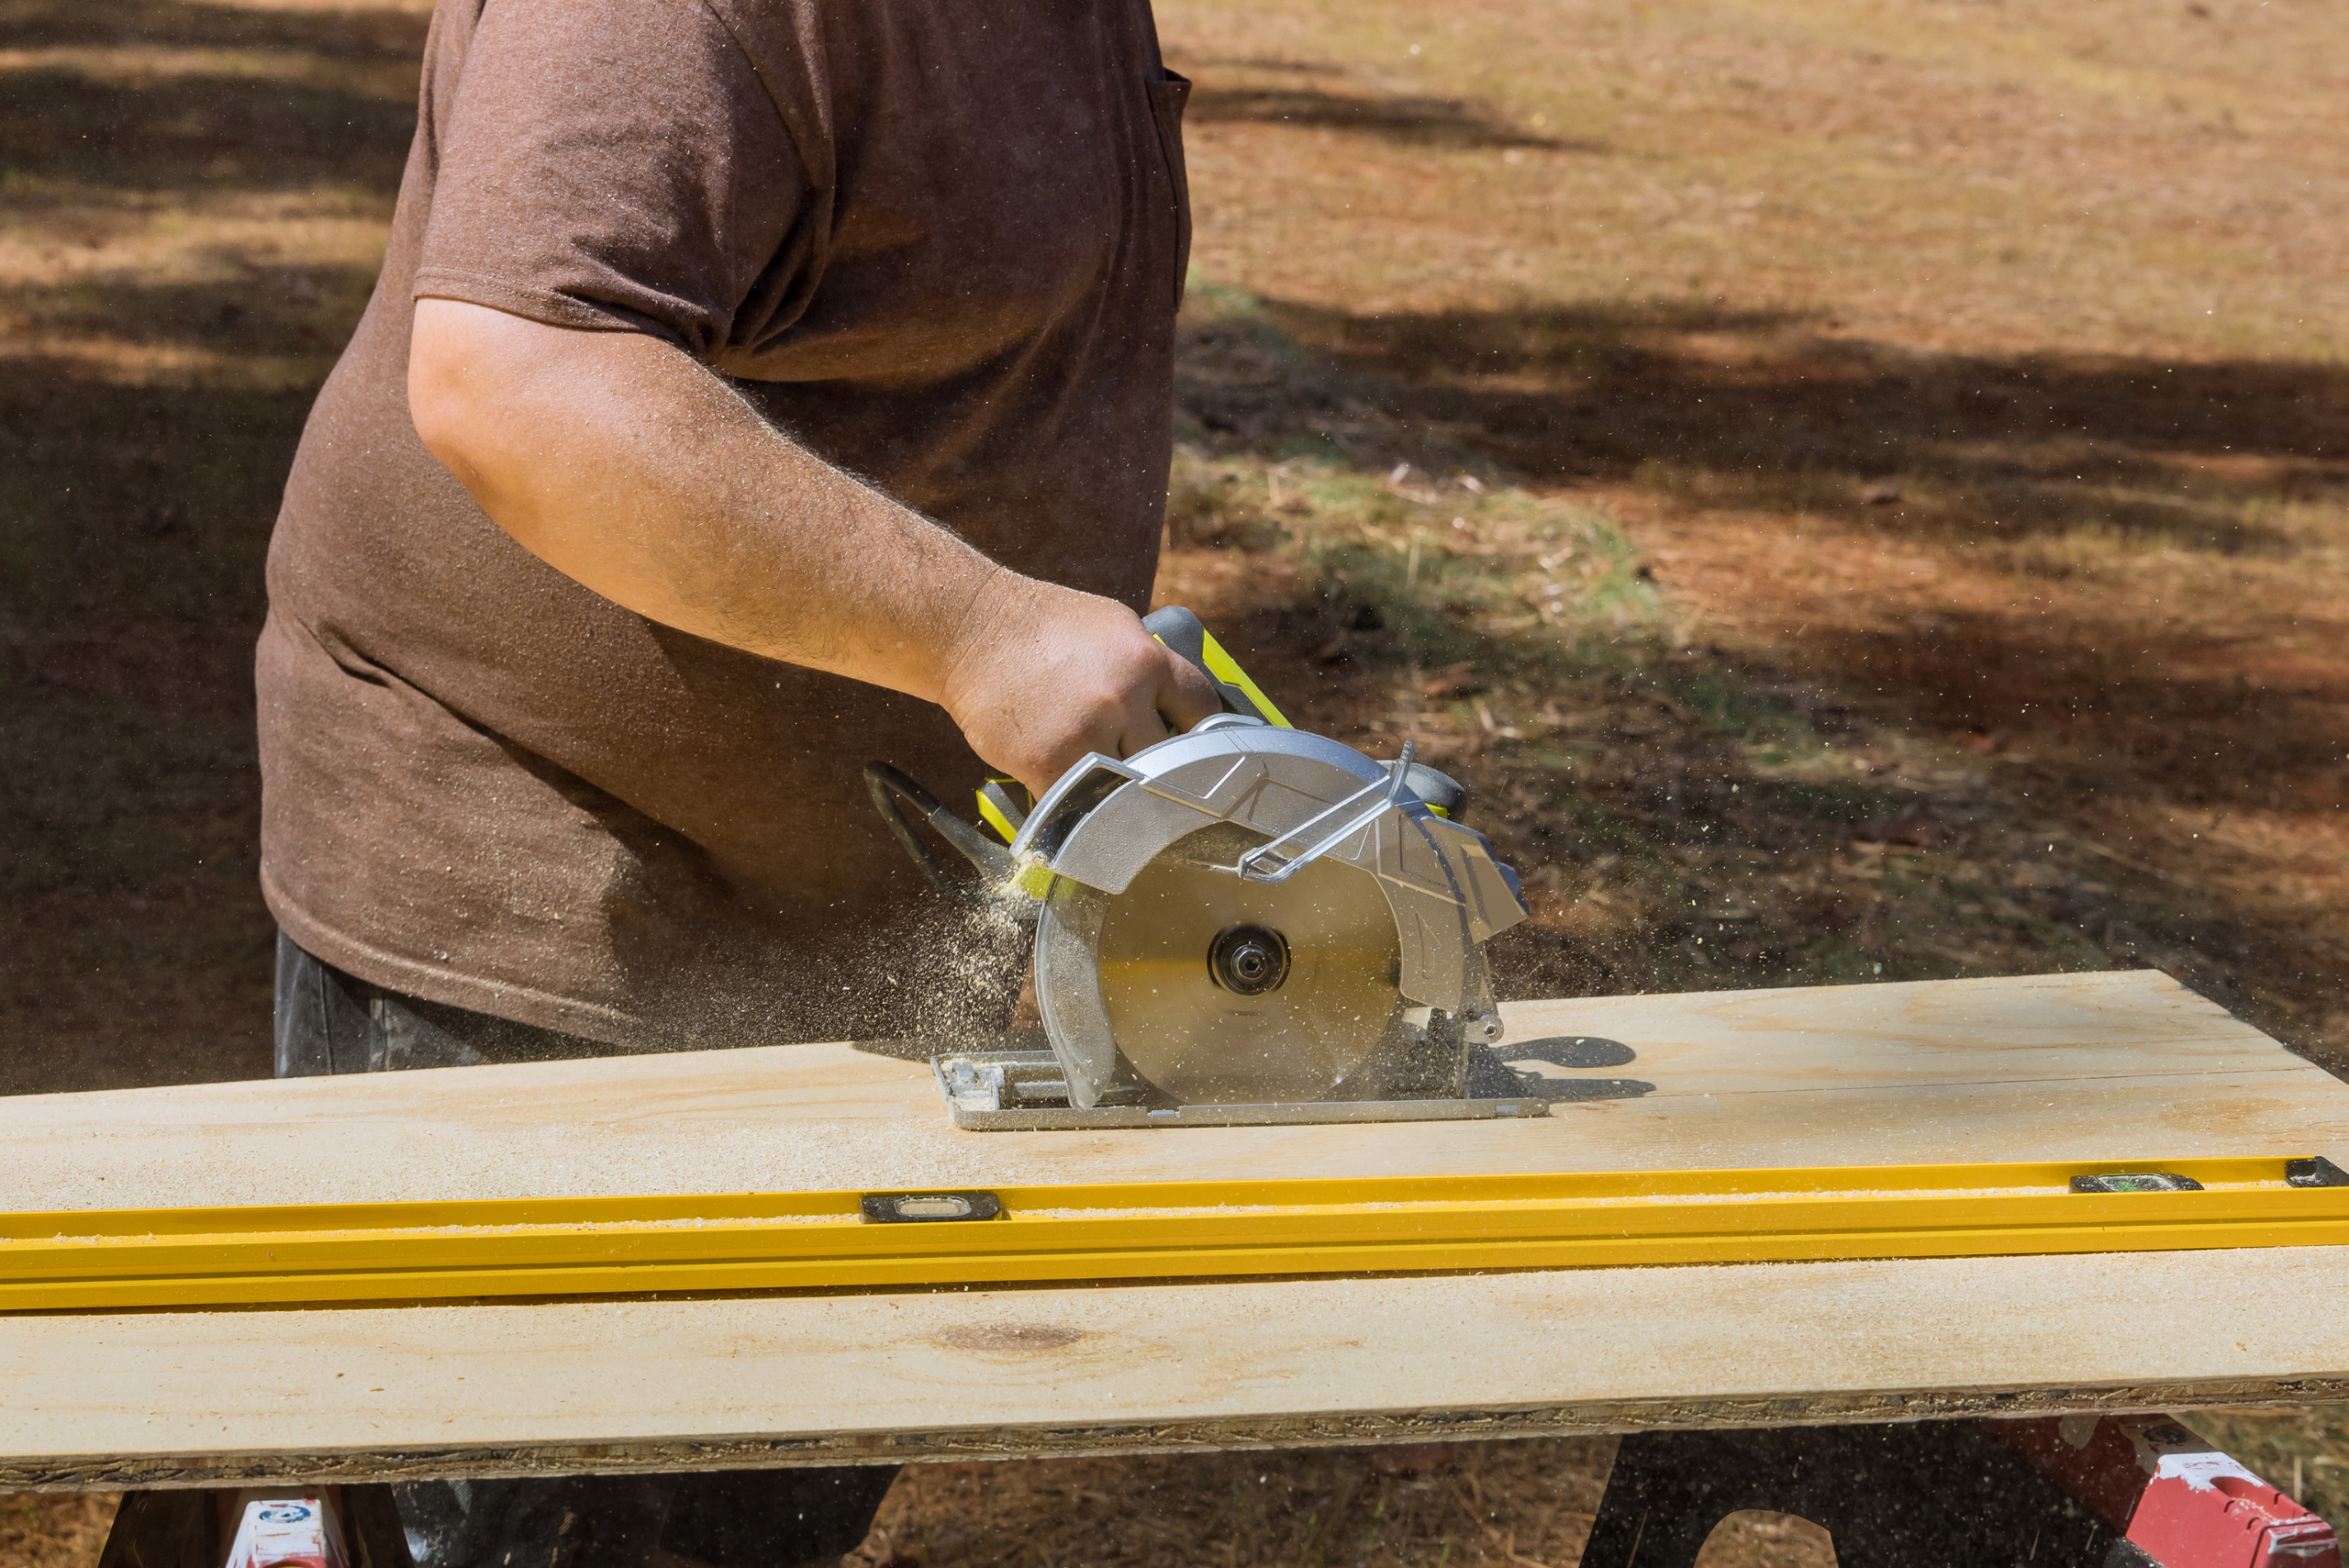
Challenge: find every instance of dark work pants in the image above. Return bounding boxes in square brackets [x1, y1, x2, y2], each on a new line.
[263, 933, 898, 1568]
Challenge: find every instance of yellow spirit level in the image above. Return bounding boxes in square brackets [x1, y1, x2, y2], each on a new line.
[5, 1157, 2343, 1314]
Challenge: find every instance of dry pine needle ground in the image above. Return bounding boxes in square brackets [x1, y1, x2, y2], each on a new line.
[2, 0, 2344, 1559]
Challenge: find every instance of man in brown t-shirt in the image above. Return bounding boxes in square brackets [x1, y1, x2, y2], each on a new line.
[258, 0, 1214, 1061]
[238, 0, 1207, 1561]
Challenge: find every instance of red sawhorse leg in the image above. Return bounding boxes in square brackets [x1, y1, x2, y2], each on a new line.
[1580, 1414, 2339, 1568]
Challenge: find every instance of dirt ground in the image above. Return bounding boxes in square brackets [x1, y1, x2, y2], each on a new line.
[2, 0, 2344, 1560]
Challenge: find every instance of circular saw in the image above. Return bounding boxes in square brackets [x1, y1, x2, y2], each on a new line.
[864, 606, 1531, 1115]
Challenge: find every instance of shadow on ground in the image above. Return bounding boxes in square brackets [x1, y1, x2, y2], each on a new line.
[1186, 83, 1591, 152]
[0, 355, 314, 1094]
[1243, 298, 2348, 533]
[4, 0, 429, 59]
[1180, 295, 2349, 791]
[0, 0, 421, 1093]
[4, 69, 418, 193]
[1170, 295, 2349, 1066]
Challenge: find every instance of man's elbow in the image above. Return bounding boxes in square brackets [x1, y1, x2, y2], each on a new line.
[406, 297, 498, 484]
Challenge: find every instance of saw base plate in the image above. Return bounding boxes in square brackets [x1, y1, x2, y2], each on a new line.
[932, 1050, 1552, 1130]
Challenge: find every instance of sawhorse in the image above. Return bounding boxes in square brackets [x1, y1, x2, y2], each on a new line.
[1583, 1414, 2339, 1568]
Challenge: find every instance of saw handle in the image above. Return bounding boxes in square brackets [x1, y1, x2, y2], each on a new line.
[1144, 607, 1472, 819]
[863, 762, 1015, 900]
[1143, 606, 1291, 728]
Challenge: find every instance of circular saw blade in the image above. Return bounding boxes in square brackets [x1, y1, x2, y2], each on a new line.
[1086, 824, 1404, 1104]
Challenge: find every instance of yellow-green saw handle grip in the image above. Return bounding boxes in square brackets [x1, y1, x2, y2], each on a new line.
[1142, 606, 1292, 728]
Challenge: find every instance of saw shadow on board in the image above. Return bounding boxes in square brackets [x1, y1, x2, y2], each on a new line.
[1472, 1035, 1656, 1104]
[856, 1030, 1658, 1105]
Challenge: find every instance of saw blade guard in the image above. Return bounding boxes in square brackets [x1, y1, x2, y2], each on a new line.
[1017, 721, 1531, 1108]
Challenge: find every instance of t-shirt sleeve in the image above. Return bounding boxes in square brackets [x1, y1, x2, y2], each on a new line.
[414, 0, 808, 359]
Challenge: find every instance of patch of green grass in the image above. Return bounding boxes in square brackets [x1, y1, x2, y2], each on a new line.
[1803, 933, 1887, 986]
[1767, 780, 1904, 825]
[1550, 795, 1672, 868]
[1659, 666, 1831, 755]
[1166, 279, 2302, 1026]
[1171, 434, 1672, 680]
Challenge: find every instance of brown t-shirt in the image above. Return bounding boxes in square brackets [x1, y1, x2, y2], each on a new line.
[257, 0, 1190, 1047]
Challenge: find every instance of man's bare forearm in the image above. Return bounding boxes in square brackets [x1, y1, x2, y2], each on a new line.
[408, 297, 1000, 705]
[406, 298, 1217, 794]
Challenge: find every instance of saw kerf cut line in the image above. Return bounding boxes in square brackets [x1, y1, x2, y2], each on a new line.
[4, 1159, 2343, 1314]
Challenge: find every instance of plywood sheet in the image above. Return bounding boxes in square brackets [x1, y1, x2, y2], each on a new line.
[3, 971, 2343, 1214]
[3, 971, 2345, 1487]
[6, 1246, 2347, 1489]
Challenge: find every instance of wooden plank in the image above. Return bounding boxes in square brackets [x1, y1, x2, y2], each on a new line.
[4, 1247, 2347, 1489]
[3, 972, 2343, 1215]
[2, 970, 2345, 1486]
